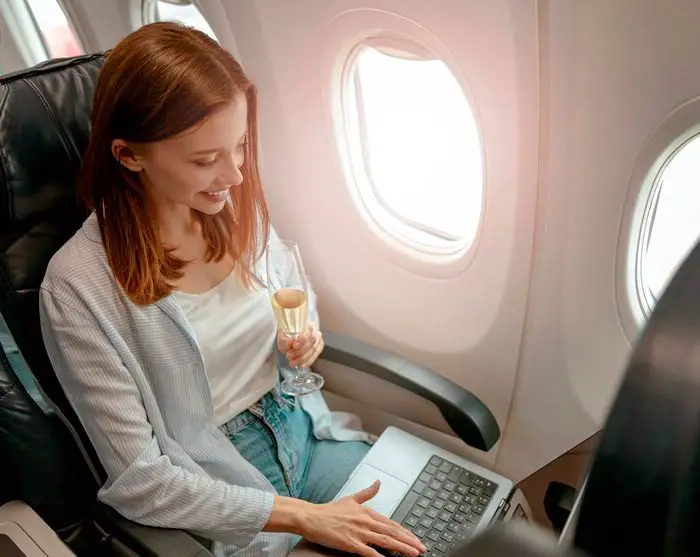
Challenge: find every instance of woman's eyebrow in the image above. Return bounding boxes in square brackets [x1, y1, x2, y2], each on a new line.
[191, 148, 221, 155]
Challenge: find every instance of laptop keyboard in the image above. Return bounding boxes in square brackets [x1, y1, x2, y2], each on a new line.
[386, 455, 499, 557]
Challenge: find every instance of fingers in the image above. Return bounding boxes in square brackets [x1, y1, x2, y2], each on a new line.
[352, 542, 383, 557]
[277, 325, 316, 359]
[367, 508, 399, 527]
[369, 518, 425, 554]
[276, 331, 293, 352]
[351, 480, 381, 504]
[291, 323, 317, 351]
[296, 334, 324, 368]
[288, 323, 323, 367]
[365, 532, 422, 557]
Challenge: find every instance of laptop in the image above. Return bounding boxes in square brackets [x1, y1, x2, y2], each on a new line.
[333, 427, 529, 556]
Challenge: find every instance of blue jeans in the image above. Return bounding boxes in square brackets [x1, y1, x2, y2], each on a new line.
[221, 388, 371, 503]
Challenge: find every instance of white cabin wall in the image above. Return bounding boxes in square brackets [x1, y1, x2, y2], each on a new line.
[499, 0, 700, 479]
[223, 0, 539, 469]
[76, 0, 129, 51]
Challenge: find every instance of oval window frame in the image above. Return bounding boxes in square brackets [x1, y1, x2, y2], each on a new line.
[140, 0, 217, 41]
[15, 0, 85, 63]
[342, 39, 484, 254]
[320, 9, 487, 277]
[636, 133, 700, 314]
[617, 96, 700, 341]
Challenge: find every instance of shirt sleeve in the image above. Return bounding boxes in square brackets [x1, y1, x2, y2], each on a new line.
[39, 287, 274, 547]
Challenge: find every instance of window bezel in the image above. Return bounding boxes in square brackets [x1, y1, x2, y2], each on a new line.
[6, 0, 85, 64]
[141, 0, 158, 24]
[141, 0, 216, 40]
[634, 133, 700, 317]
[617, 97, 700, 341]
[338, 35, 486, 259]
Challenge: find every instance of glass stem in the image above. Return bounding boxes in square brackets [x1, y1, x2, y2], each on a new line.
[293, 364, 307, 381]
[290, 333, 306, 381]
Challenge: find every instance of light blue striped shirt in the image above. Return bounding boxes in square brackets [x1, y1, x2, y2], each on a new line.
[39, 213, 372, 556]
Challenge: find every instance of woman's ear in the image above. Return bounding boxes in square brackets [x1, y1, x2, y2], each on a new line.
[111, 139, 145, 172]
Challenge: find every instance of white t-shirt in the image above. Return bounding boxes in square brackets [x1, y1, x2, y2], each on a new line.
[172, 272, 278, 426]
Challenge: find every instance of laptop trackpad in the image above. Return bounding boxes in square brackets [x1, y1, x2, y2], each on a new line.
[344, 464, 409, 517]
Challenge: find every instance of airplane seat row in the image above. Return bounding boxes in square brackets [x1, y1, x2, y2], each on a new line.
[0, 53, 507, 556]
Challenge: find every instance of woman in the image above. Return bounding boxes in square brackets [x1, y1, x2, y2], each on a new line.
[39, 22, 424, 557]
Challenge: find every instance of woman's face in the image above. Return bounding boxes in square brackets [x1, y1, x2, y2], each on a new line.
[114, 91, 248, 216]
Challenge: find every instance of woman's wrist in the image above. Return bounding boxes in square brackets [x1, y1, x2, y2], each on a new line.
[264, 495, 314, 535]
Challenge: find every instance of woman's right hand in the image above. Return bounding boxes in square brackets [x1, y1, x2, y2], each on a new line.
[298, 480, 426, 557]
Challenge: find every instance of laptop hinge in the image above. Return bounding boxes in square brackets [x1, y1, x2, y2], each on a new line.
[491, 498, 511, 525]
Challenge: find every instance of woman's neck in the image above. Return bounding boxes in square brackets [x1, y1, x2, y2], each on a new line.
[157, 201, 202, 251]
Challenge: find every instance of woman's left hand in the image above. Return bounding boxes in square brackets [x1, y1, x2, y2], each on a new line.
[278, 323, 324, 368]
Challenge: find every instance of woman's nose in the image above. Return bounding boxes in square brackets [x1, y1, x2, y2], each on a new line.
[222, 154, 244, 187]
[229, 164, 244, 187]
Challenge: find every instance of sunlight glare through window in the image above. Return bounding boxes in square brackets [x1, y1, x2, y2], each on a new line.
[25, 0, 82, 58]
[353, 46, 482, 246]
[641, 134, 700, 303]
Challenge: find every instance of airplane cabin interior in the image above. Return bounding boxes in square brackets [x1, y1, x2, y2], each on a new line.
[1, 1, 700, 556]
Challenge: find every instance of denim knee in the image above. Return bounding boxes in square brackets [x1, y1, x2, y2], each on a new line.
[301, 440, 371, 504]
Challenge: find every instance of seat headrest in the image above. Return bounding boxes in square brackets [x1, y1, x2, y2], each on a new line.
[0, 53, 105, 237]
[0, 53, 105, 299]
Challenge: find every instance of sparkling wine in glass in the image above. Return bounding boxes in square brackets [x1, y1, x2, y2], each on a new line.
[266, 239, 324, 396]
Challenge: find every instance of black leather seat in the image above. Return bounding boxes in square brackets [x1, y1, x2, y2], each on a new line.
[0, 54, 103, 468]
[0, 328, 94, 538]
[0, 53, 501, 556]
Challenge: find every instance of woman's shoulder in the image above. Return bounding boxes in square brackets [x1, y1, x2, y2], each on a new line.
[42, 213, 112, 299]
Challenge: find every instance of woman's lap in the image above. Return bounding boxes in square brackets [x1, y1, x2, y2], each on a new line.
[301, 439, 371, 503]
[222, 389, 313, 498]
[223, 388, 370, 503]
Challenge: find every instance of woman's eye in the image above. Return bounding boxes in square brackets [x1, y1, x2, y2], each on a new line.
[195, 158, 217, 167]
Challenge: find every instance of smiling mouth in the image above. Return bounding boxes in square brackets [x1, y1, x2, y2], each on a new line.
[203, 189, 229, 200]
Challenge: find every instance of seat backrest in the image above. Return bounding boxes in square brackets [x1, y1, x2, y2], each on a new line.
[0, 53, 107, 476]
[573, 235, 700, 555]
[0, 326, 94, 535]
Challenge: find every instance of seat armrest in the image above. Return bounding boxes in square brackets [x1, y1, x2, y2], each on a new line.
[94, 503, 213, 557]
[320, 332, 500, 451]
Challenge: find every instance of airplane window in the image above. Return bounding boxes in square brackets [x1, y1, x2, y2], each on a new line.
[343, 44, 483, 253]
[24, 0, 82, 59]
[638, 134, 700, 311]
[145, 1, 217, 41]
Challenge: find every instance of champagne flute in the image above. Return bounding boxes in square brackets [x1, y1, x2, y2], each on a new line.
[266, 239, 324, 396]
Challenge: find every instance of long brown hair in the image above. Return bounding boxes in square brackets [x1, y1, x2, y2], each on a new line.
[79, 22, 269, 305]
